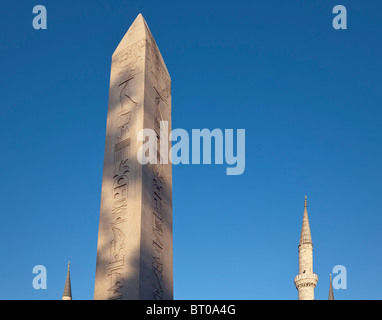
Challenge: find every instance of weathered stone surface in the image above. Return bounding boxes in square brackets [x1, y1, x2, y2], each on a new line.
[94, 14, 173, 300]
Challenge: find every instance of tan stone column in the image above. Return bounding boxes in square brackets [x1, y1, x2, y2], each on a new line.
[94, 14, 173, 300]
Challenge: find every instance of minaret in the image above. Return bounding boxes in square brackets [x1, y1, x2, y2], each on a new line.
[294, 196, 318, 300]
[62, 261, 72, 300]
[328, 274, 335, 300]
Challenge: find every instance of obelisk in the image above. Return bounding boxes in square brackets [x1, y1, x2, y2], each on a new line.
[94, 14, 173, 300]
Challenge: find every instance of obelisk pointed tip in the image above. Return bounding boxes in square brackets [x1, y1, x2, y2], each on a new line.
[113, 13, 150, 56]
[112, 13, 169, 78]
[133, 13, 146, 27]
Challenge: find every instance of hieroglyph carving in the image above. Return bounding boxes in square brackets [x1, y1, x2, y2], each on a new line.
[152, 172, 164, 300]
[107, 76, 137, 299]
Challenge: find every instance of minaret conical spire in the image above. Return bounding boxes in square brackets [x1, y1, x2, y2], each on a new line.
[62, 261, 72, 300]
[294, 196, 318, 300]
[299, 196, 312, 245]
[329, 274, 335, 300]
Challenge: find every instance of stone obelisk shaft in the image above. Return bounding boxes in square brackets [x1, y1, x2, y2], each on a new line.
[94, 14, 173, 300]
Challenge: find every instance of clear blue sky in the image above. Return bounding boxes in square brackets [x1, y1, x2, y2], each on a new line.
[0, 0, 381, 300]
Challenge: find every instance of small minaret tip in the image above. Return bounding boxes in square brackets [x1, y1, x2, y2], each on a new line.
[329, 273, 335, 300]
[304, 195, 307, 207]
[62, 261, 72, 300]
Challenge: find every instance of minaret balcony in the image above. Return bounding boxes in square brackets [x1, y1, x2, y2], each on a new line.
[294, 273, 318, 288]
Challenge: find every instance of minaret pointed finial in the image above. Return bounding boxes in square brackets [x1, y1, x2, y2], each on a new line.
[299, 195, 312, 245]
[62, 261, 72, 300]
[329, 274, 335, 300]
